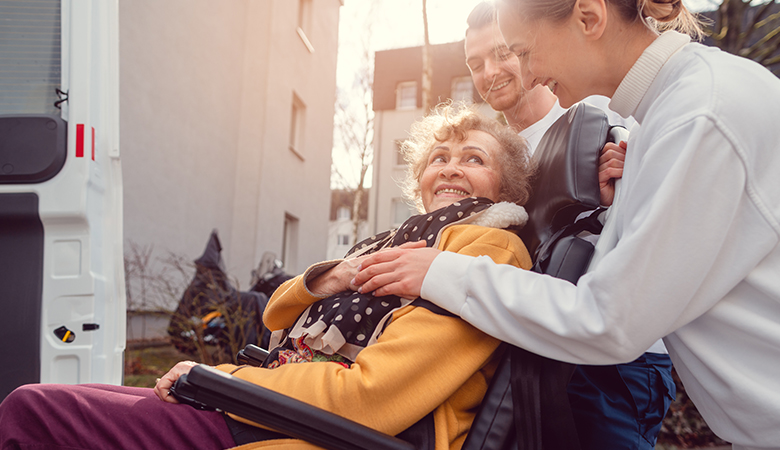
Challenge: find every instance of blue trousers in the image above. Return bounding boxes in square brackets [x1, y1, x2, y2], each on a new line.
[568, 352, 675, 450]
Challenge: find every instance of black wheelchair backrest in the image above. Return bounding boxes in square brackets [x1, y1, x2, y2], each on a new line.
[462, 103, 628, 450]
[518, 102, 628, 284]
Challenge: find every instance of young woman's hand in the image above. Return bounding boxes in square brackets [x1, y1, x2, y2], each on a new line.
[598, 140, 627, 206]
[308, 256, 366, 297]
[351, 241, 439, 299]
[154, 360, 198, 403]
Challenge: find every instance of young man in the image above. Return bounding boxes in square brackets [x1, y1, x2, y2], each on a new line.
[463, 3, 674, 449]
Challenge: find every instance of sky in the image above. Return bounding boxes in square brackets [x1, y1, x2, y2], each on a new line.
[336, 0, 720, 86]
[336, 0, 487, 88]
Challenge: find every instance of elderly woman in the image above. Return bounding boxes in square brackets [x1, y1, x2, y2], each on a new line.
[0, 104, 534, 450]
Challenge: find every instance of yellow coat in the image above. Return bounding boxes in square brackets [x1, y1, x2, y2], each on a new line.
[216, 224, 531, 450]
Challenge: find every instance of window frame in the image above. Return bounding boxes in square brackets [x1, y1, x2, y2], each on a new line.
[282, 213, 299, 271]
[296, 0, 314, 53]
[395, 81, 417, 110]
[336, 206, 351, 221]
[450, 76, 474, 103]
[289, 92, 306, 160]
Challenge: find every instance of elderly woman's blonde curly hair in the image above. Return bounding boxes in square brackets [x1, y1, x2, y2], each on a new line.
[400, 101, 535, 213]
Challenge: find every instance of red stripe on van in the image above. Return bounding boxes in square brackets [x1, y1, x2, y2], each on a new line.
[92, 127, 95, 161]
[76, 124, 85, 158]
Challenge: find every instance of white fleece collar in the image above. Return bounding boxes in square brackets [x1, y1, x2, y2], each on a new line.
[610, 31, 691, 121]
[470, 202, 528, 229]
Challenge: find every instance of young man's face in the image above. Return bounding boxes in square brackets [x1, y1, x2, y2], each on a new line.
[465, 25, 526, 113]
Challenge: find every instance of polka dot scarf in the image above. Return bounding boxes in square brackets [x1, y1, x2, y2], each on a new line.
[264, 197, 493, 368]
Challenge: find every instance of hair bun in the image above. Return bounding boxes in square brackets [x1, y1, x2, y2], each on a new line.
[642, 0, 683, 22]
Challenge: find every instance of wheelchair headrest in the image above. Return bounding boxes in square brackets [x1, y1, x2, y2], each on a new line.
[518, 102, 628, 260]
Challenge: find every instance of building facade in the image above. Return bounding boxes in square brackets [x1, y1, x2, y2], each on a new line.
[120, 0, 341, 300]
[326, 189, 369, 260]
[369, 40, 496, 234]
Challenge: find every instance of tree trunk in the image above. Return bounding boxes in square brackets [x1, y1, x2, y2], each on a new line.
[421, 0, 433, 113]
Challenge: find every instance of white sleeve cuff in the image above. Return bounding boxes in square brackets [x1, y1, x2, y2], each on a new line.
[420, 251, 475, 315]
[302, 259, 343, 298]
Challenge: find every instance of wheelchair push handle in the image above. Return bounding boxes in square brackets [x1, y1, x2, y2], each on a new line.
[237, 344, 270, 367]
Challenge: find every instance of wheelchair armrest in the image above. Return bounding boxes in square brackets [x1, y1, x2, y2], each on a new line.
[236, 344, 269, 367]
[172, 365, 414, 450]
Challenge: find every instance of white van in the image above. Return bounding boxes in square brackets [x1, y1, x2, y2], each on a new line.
[0, 0, 124, 399]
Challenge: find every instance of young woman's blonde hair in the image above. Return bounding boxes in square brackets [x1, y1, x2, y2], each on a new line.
[399, 101, 534, 213]
[497, 0, 703, 40]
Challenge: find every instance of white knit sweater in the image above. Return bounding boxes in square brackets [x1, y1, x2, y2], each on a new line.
[422, 32, 780, 448]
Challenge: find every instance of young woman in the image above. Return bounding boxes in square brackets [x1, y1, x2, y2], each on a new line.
[353, 1, 780, 449]
[0, 104, 536, 450]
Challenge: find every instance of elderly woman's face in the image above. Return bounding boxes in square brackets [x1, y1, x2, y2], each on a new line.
[421, 129, 502, 213]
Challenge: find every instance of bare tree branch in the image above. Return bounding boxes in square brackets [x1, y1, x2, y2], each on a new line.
[331, 9, 376, 245]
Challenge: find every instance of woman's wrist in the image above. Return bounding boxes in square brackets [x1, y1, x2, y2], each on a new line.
[302, 259, 344, 297]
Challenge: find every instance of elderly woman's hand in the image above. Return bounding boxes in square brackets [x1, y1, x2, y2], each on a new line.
[598, 140, 627, 206]
[351, 241, 438, 300]
[307, 256, 367, 297]
[154, 361, 198, 403]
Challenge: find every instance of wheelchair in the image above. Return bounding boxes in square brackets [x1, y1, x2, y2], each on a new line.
[171, 103, 628, 450]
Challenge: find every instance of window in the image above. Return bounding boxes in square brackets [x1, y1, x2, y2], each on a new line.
[337, 234, 350, 246]
[282, 213, 299, 271]
[395, 140, 406, 166]
[337, 206, 351, 220]
[289, 93, 306, 159]
[0, 0, 62, 115]
[451, 76, 474, 103]
[396, 81, 417, 110]
[391, 198, 413, 226]
[297, 0, 314, 53]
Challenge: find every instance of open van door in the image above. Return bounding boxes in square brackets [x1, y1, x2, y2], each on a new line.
[0, 0, 124, 399]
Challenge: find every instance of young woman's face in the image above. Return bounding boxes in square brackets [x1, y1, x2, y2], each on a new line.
[420, 130, 502, 213]
[497, 3, 586, 108]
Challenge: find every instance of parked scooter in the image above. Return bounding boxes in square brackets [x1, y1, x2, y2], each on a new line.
[167, 231, 292, 361]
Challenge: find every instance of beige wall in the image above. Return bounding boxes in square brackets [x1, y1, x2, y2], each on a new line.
[120, 0, 340, 299]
